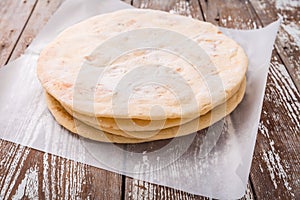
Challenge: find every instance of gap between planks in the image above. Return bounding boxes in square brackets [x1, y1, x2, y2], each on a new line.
[3, 0, 38, 66]
[247, 0, 300, 91]
[0, 0, 37, 67]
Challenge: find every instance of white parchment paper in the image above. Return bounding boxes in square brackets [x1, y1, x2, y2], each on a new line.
[0, 0, 280, 198]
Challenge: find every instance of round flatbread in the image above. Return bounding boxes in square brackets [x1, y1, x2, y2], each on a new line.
[38, 9, 248, 120]
[60, 76, 245, 132]
[64, 106, 194, 131]
[45, 78, 246, 143]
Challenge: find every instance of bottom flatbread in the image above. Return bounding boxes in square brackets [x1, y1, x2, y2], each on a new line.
[45, 78, 246, 143]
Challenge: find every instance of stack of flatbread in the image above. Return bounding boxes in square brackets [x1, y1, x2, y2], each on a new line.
[37, 9, 248, 143]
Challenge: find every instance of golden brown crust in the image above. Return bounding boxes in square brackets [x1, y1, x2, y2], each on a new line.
[45, 78, 246, 143]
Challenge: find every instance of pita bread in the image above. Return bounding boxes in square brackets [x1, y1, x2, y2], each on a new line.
[45, 78, 246, 143]
[60, 76, 244, 132]
[38, 9, 248, 120]
[64, 105, 193, 131]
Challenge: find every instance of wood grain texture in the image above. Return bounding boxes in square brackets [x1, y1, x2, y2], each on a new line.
[125, 177, 255, 200]
[249, 0, 300, 91]
[0, 0, 37, 67]
[0, 140, 122, 199]
[252, 52, 300, 199]
[247, 1, 300, 198]
[198, 0, 300, 199]
[125, 178, 209, 200]
[9, 0, 64, 61]
[123, 0, 255, 199]
[199, 0, 261, 29]
[0, 0, 123, 199]
[132, 0, 204, 20]
[0, 0, 299, 199]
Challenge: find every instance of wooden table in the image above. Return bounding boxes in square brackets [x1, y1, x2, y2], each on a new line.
[0, 0, 299, 199]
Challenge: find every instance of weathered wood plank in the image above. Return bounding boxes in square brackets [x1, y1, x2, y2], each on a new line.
[132, 0, 204, 20]
[198, 0, 300, 199]
[249, 0, 300, 91]
[9, 0, 64, 61]
[0, 140, 123, 199]
[246, 0, 300, 198]
[251, 53, 300, 199]
[0, 0, 37, 67]
[0, 0, 123, 199]
[0, 141, 31, 199]
[125, 178, 209, 200]
[125, 177, 255, 200]
[199, 0, 261, 29]
[123, 0, 255, 199]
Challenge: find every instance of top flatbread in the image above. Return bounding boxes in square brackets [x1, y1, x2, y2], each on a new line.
[37, 9, 248, 120]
